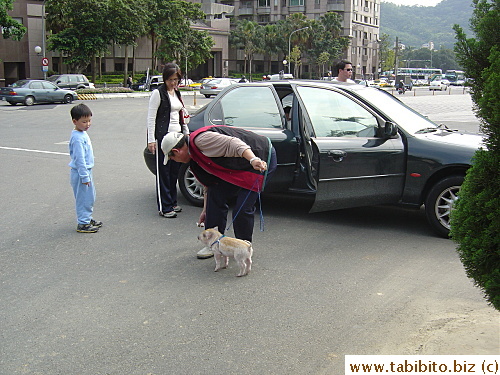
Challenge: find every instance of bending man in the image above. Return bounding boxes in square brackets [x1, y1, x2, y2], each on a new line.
[161, 125, 277, 258]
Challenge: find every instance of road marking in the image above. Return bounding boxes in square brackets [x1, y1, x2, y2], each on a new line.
[0, 146, 69, 156]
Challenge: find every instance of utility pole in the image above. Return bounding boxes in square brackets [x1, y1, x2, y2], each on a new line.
[394, 36, 399, 80]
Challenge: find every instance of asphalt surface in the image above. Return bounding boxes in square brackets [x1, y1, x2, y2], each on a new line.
[0, 89, 497, 375]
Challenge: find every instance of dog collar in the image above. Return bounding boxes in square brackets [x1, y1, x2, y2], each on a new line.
[210, 235, 226, 247]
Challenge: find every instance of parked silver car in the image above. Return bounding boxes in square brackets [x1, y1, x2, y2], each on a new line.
[200, 78, 238, 98]
[0, 79, 78, 106]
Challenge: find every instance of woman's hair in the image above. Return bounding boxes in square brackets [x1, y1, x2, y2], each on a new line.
[162, 63, 182, 83]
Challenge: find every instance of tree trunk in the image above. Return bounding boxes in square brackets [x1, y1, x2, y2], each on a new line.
[123, 45, 129, 87]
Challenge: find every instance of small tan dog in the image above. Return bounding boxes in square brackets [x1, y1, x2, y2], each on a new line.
[198, 228, 253, 277]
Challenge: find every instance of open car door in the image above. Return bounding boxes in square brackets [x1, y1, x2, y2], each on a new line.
[294, 84, 406, 213]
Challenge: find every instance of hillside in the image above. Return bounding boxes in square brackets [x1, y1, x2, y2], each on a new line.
[380, 0, 474, 49]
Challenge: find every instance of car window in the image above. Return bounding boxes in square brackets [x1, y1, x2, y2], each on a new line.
[30, 81, 43, 89]
[297, 86, 378, 137]
[42, 81, 57, 89]
[208, 86, 282, 129]
[69, 75, 78, 83]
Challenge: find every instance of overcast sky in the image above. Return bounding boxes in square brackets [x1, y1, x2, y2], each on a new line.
[382, 0, 442, 6]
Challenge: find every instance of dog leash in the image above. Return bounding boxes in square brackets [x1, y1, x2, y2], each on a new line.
[226, 176, 265, 232]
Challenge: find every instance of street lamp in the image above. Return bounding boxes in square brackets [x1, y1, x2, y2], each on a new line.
[288, 26, 309, 74]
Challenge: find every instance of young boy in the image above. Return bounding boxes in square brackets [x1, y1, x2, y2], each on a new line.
[69, 103, 102, 233]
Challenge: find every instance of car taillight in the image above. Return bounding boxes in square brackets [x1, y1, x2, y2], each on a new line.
[210, 86, 218, 89]
[9, 91, 17, 95]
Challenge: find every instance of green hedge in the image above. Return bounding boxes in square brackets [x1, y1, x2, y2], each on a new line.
[451, 150, 500, 309]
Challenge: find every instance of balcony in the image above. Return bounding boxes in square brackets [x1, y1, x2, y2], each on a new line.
[327, 3, 345, 11]
[238, 6, 254, 15]
[257, 6, 271, 14]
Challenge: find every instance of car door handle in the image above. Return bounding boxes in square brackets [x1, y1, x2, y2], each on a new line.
[327, 150, 347, 162]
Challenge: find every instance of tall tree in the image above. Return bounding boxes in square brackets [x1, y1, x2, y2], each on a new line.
[308, 12, 349, 78]
[46, 0, 113, 73]
[450, 0, 500, 310]
[144, 0, 206, 71]
[229, 19, 260, 76]
[1, 0, 26, 40]
[108, 0, 148, 86]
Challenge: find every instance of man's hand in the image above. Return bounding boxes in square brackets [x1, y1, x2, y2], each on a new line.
[250, 157, 267, 172]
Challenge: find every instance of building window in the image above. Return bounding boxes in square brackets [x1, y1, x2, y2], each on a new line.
[259, 0, 270, 6]
[258, 14, 270, 22]
[290, 0, 304, 5]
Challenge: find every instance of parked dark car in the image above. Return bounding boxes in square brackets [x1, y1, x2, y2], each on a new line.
[131, 76, 148, 91]
[144, 80, 483, 237]
[0, 79, 78, 106]
[47, 74, 94, 90]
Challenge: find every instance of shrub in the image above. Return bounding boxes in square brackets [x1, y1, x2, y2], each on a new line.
[451, 0, 500, 310]
[77, 87, 135, 94]
[451, 150, 500, 309]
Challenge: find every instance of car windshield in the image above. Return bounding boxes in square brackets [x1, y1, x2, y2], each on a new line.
[46, 76, 59, 82]
[349, 87, 439, 135]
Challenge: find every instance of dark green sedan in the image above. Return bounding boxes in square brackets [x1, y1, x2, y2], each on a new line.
[145, 80, 484, 238]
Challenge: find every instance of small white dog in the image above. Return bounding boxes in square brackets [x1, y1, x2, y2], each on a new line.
[198, 228, 253, 277]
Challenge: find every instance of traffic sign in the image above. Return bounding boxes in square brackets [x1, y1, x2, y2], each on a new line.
[42, 57, 49, 66]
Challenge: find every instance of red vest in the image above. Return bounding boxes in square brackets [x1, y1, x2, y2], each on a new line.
[189, 125, 271, 192]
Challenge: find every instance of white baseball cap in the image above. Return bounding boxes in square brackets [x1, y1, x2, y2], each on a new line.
[161, 132, 184, 165]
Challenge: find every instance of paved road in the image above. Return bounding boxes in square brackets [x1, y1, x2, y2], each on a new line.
[0, 92, 497, 375]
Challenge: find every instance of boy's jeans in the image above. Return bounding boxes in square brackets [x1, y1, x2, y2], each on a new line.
[70, 168, 95, 224]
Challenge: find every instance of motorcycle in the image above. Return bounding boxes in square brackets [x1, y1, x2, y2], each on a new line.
[397, 86, 406, 94]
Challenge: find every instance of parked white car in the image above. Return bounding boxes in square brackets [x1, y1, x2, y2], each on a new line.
[429, 79, 449, 91]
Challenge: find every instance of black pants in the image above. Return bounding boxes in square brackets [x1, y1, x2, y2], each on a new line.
[205, 149, 277, 242]
[155, 140, 180, 213]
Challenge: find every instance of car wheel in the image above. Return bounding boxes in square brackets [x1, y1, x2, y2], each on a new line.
[64, 94, 73, 104]
[424, 175, 464, 238]
[178, 163, 204, 207]
[204, 94, 211, 98]
[8, 101, 17, 106]
[24, 96, 35, 106]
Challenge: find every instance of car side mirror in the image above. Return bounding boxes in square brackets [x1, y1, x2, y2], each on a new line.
[384, 121, 398, 138]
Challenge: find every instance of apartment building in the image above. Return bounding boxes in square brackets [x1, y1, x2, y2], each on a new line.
[205, 0, 380, 78]
[1, 0, 379, 86]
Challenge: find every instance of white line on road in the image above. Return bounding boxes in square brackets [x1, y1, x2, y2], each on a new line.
[0, 146, 69, 156]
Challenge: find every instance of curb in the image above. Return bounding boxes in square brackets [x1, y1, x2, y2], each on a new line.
[78, 93, 97, 100]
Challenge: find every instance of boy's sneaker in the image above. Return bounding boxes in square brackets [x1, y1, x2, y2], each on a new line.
[173, 205, 182, 213]
[90, 219, 103, 228]
[76, 223, 100, 233]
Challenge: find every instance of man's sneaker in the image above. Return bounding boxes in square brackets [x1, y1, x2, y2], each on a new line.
[77, 223, 100, 233]
[197, 246, 214, 259]
[173, 205, 182, 213]
[159, 211, 177, 218]
[90, 219, 103, 228]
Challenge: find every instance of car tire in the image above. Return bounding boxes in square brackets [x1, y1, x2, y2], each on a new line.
[204, 94, 211, 98]
[24, 96, 35, 106]
[8, 101, 17, 106]
[64, 94, 73, 104]
[178, 163, 204, 207]
[424, 175, 464, 238]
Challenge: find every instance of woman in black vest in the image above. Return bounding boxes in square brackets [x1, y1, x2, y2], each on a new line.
[146, 63, 189, 218]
